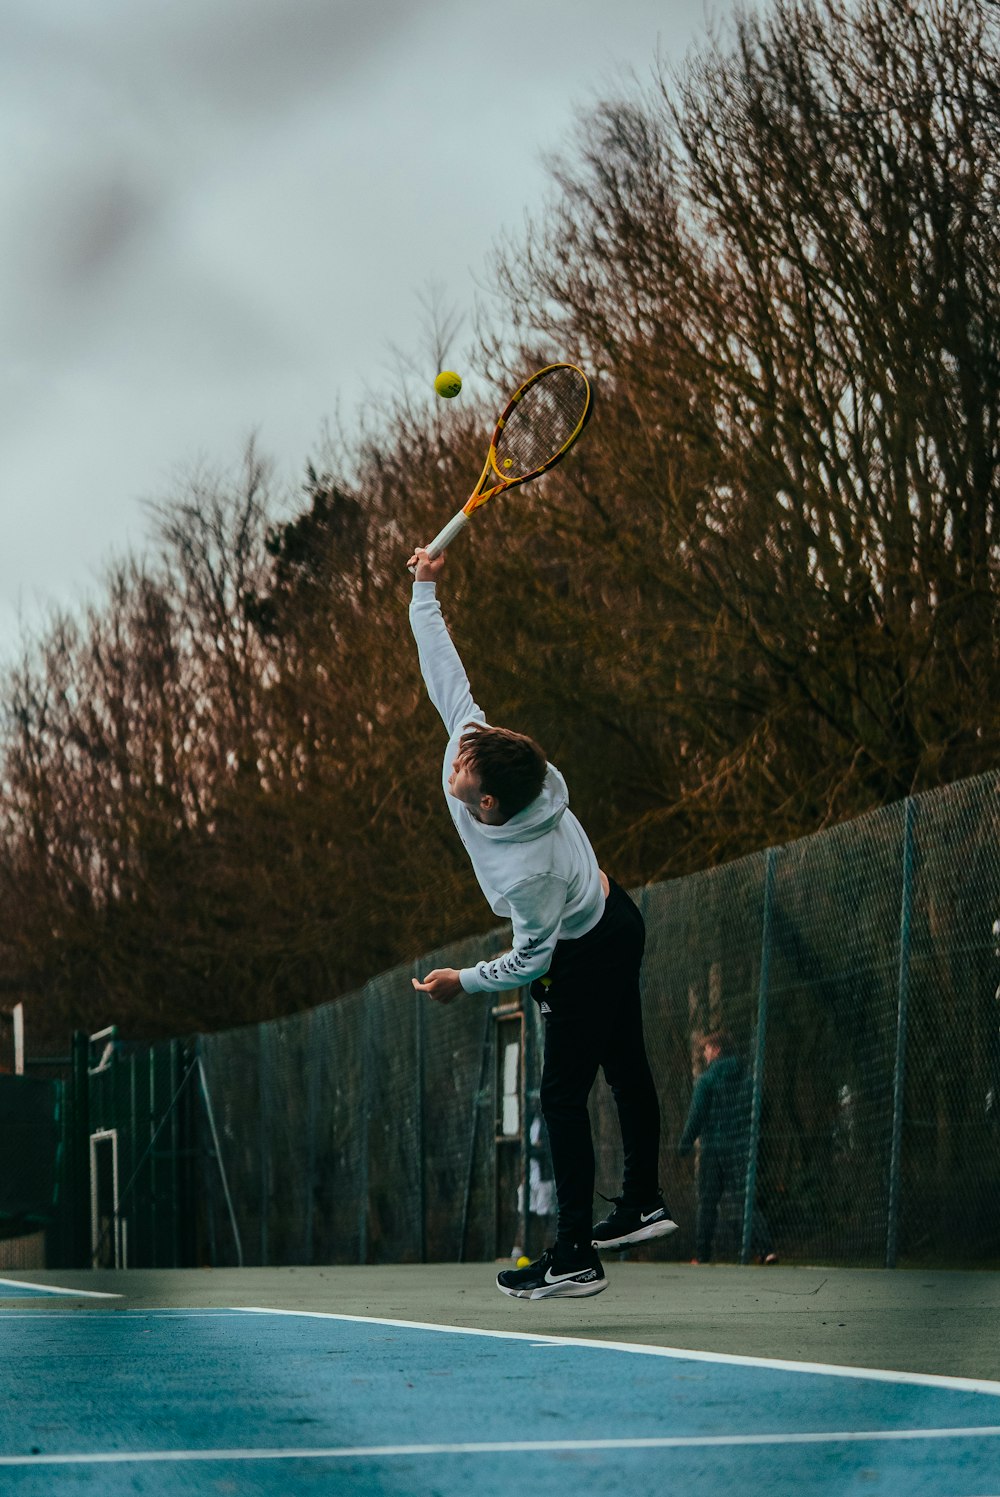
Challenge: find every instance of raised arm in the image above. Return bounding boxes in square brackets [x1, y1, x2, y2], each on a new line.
[407, 548, 486, 737]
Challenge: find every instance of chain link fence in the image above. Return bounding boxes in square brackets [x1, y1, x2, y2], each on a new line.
[196, 930, 500, 1268]
[65, 769, 1000, 1270]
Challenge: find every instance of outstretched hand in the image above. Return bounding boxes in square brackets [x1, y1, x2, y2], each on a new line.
[407, 546, 446, 582]
[411, 968, 464, 1004]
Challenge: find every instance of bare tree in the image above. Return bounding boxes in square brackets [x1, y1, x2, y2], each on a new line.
[2, 0, 998, 1047]
[484, 0, 1000, 871]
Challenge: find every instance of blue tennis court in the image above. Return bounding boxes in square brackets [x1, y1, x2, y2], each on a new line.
[2, 1304, 999, 1495]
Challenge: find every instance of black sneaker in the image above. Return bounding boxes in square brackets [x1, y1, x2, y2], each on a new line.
[591, 1197, 679, 1251]
[496, 1245, 608, 1300]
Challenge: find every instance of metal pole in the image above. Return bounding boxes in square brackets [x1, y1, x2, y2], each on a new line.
[170, 1042, 180, 1266]
[519, 998, 530, 1258]
[741, 847, 775, 1265]
[886, 796, 916, 1269]
[258, 1024, 269, 1267]
[359, 999, 370, 1264]
[148, 1047, 157, 1267]
[129, 1055, 137, 1264]
[416, 990, 427, 1264]
[12, 1003, 24, 1075]
[303, 1011, 319, 1264]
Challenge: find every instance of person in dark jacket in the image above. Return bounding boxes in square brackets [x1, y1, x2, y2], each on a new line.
[678, 1030, 777, 1264]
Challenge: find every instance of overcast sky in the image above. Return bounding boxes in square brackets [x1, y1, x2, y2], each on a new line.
[1, 0, 722, 658]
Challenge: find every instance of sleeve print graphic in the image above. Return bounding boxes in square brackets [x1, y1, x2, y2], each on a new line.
[477, 935, 543, 986]
[463, 877, 567, 992]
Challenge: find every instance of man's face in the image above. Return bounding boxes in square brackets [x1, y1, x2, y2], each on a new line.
[704, 1042, 720, 1065]
[448, 753, 484, 814]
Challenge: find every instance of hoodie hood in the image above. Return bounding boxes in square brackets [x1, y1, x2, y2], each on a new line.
[467, 762, 569, 844]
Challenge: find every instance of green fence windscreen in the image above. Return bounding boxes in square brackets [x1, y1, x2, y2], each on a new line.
[69, 769, 1000, 1270]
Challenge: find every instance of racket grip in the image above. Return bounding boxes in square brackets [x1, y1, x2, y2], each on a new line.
[426, 509, 470, 557]
[408, 510, 470, 575]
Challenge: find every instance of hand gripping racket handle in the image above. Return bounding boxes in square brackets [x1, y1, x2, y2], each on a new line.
[408, 509, 470, 575]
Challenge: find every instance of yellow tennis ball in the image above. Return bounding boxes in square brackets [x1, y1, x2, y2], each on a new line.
[516, 1255, 530, 1268]
[434, 370, 462, 398]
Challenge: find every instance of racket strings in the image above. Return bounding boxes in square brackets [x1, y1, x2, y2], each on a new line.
[494, 366, 589, 479]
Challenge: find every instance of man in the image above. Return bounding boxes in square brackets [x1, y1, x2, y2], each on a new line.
[678, 1030, 777, 1264]
[408, 546, 676, 1300]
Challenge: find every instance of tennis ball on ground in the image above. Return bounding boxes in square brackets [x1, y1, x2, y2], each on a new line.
[434, 370, 462, 398]
[516, 1255, 531, 1268]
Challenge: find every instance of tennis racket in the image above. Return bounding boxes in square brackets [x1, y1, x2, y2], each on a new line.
[410, 362, 591, 570]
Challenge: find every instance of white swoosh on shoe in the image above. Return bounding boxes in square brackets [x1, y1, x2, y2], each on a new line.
[543, 1265, 592, 1284]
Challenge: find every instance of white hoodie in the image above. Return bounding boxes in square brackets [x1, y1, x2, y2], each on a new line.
[409, 580, 605, 994]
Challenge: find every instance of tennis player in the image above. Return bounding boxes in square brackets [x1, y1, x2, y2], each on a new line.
[407, 546, 676, 1299]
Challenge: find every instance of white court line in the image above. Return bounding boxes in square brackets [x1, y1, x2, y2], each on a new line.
[237, 1307, 1000, 1398]
[0, 1277, 120, 1300]
[2, 1429, 1000, 1467]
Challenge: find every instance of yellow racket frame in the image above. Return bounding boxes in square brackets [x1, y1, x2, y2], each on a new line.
[463, 361, 592, 515]
[419, 362, 592, 561]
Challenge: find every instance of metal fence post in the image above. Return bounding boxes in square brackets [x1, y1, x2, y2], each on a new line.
[519, 989, 529, 1259]
[359, 996, 371, 1264]
[128, 1054, 138, 1263]
[886, 796, 916, 1268]
[416, 989, 427, 1263]
[147, 1046, 157, 1267]
[303, 1011, 319, 1265]
[258, 1023, 269, 1267]
[169, 1040, 181, 1266]
[741, 847, 775, 1265]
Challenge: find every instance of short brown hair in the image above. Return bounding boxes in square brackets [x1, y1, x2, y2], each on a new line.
[458, 723, 547, 818]
[704, 1029, 736, 1057]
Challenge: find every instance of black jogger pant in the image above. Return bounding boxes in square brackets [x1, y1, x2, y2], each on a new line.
[695, 1148, 774, 1262]
[530, 879, 661, 1249]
